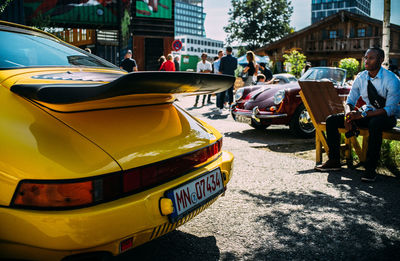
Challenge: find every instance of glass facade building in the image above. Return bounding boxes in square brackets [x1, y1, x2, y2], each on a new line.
[311, 0, 371, 23]
[175, 0, 205, 37]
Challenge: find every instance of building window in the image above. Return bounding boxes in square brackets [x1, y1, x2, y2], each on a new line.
[357, 28, 365, 37]
[329, 30, 337, 39]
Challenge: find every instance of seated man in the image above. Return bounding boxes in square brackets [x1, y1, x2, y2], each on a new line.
[315, 47, 400, 182]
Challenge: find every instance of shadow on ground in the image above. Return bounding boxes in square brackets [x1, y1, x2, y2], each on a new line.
[225, 128, 314, 152]
[230, 171, 400, 260]
[116, 230, 219, 261]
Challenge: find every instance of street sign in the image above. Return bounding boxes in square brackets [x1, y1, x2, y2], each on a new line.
[172, 40, 183, 51]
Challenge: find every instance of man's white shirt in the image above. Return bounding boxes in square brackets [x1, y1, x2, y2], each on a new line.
[197, 60, 212, 72]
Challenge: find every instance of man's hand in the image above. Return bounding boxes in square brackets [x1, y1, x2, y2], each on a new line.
[345, 111, 362, 123]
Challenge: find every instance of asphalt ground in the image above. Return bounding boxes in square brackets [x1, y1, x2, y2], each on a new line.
[119, 95, 400, 261]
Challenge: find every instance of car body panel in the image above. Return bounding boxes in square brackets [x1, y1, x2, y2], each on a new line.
[0, 85, 121, 206]
[43, 104, 217, 171]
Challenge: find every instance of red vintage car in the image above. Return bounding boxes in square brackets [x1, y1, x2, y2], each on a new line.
[231, 67, 351, 138]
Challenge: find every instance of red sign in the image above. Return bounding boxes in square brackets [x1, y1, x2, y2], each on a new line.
[172, 40, 183, 51]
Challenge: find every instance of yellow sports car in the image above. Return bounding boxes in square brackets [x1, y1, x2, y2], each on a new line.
[0, 21, 234, 260]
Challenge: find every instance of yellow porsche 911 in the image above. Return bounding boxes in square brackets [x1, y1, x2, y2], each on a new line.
[0, 21, 234, 260]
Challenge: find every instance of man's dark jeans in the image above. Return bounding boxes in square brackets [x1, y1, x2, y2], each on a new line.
[326, 113, 396, 171]
[216, 87, 233, 109]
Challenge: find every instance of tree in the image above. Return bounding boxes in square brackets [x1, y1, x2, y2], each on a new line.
[283, 50, 306, 78]
[224, 0, 293, 50]
[0, 0, 14, 14]
[382, 0, 391, 68]
[339, 58, 360, 80]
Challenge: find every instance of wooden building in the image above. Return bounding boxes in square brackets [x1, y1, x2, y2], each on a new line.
[256, 11, 400, 71]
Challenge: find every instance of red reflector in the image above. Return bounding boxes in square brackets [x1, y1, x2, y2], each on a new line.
[120, 237, 133, 253]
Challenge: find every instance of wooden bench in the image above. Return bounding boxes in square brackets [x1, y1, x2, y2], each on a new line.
[298, 81, 400, 166]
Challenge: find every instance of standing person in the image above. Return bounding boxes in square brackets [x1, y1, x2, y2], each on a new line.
[213, 50, 224, 74]
[242, 51, 258, 86]
[315, 47, 400, 182]
[159, 54, 175, 71]
[120, 50, 138, 72]
[158, 56, 166, 70]
[217, 46, 237, 113]
[194, 53, 213, 107]
[174, 56, 180, 71]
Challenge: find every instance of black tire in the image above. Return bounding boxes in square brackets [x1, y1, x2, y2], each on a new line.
[289, 103, 315, 138]
[250, 118, 270, 130]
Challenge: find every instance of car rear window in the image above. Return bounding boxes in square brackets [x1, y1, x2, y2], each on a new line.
[0, 30, 116, 69]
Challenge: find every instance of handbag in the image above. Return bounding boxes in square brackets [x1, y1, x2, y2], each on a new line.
[367, 80, 386, 109]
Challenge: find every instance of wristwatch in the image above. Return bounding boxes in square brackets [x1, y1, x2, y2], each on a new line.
[361, 111, 368, 118]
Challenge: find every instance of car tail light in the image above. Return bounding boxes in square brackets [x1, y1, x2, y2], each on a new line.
[12, 139, 222, 209]
[13, 181, 93, 208]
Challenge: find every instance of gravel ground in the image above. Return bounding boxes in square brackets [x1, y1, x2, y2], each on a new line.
[119, 95, 400, 261]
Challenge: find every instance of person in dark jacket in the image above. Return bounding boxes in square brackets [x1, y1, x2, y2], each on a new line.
[174, 56, 180, 72]
[217, 46, 237, 113]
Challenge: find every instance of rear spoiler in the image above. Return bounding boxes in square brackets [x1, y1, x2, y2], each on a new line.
[10, 72, 235, 104]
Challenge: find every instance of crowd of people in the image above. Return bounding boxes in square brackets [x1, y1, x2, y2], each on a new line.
[114, 47, 277, 114]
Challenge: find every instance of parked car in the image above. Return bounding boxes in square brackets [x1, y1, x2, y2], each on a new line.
[231, 67, 350, 138]
[0, 21, 235, 260]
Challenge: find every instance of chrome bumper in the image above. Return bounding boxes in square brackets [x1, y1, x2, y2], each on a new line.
[232, 106, 288, 120]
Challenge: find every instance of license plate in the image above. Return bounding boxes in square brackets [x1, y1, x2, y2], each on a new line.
[166, 168, 224, 223]
[236, 114, 252, 124]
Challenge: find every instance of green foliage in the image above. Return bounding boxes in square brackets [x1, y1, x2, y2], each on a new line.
[0, 0, 14, 14]
[31, 12, 53, 31]
[121, 10, 131, 46]
[339, 58, 360, 80]
[283, 50, 306, 78]
[236, 46, 248, 57]
[380, 140, 400, 176]
[224, 0, 293, 50]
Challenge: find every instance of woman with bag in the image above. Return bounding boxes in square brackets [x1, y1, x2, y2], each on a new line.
[242, 51, 258, 86]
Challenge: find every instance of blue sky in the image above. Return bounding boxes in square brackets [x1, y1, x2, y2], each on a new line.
[203, 0, 400, 42]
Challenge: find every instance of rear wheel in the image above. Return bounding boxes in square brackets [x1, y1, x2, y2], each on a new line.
[289, 104, 315, 138]
[250, 119, 270, 130]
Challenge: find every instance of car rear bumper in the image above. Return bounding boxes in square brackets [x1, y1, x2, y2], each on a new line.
[0, 151, 234, 261]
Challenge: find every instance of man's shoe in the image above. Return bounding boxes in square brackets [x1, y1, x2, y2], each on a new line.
[193, 103, 198, 107]
[361, 170, 377, 182]
[215, 108, 222, 114]
[314, 159, 341, 171]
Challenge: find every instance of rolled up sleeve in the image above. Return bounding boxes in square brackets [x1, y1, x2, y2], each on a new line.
[383, 77, 400, 117]
[346, 76, 361, 107]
